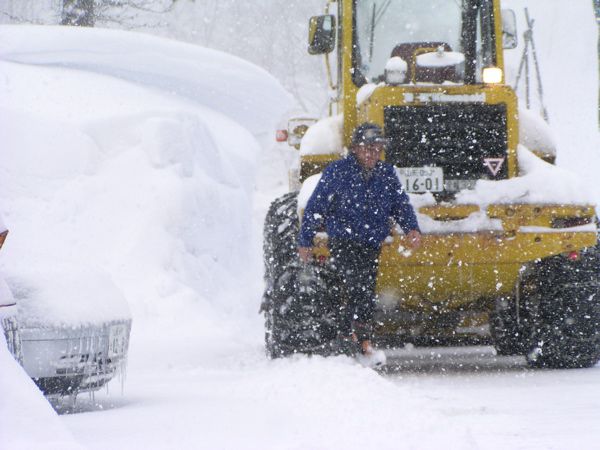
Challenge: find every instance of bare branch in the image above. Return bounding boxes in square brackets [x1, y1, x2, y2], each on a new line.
[0, 10, 48, 25]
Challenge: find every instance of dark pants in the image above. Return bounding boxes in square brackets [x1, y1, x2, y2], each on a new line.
[329, 239, 381, 341]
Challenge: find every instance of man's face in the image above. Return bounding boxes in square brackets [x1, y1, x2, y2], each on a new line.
[354, 143, 384, 170]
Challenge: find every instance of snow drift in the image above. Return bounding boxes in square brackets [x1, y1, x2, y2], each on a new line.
[0, 25, 291, 325]
[0, 338, 82, 450]
[0, 25, 291, 136]
[0, 24, 291, 449]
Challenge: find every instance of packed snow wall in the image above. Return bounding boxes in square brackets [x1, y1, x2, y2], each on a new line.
[0, 24, 291, 447]
[0, 26, 291, 327]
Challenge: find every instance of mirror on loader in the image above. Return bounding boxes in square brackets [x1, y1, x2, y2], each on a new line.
[276, 118, 318, 149]
[288, 118, 317, 148]
[308, 15, 336, 55]
[502, 9, 518, 49]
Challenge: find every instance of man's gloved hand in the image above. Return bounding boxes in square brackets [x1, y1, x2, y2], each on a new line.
[407, 230, 422, 250]
[298, 247, 313, 263]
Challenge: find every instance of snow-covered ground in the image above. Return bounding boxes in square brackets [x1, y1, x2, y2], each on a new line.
[1, 0, 600, 448]
[0, 338, 83, 450]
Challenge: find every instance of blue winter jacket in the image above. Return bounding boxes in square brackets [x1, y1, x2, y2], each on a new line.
[298, 154, 420, 248]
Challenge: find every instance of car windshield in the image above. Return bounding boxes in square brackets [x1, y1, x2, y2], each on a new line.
[353, 0, 495, 85]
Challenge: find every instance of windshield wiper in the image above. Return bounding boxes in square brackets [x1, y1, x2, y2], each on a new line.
[375, 0, 392, 26]
[368, 0, 392, 63]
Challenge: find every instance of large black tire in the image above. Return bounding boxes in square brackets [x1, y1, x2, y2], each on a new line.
[524, 245, 600, 369]
[490, 293, 535, 356]
[262, 192, 341, 358]
[263, 192, 299, 283]
[265, 262, 341, 357]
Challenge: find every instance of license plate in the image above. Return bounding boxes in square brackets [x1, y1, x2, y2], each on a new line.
[108, 324, 128, 358]
[397, 167, 444, 193]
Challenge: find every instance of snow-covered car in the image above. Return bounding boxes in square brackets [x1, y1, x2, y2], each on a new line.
[13, 265, 132, 397]
[0, 218, 131, 397]
[20, 319, 131, 397]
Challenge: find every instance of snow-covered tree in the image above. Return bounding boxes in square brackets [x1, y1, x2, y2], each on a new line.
[0, 0, 59, 24]
[62, 0, 94, 26]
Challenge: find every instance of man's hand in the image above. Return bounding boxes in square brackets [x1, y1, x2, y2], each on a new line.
[406, 230, 422, 250]
[298, 247, 313, 263]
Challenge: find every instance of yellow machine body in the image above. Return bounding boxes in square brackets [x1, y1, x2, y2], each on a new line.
[300, 0, 598, 325]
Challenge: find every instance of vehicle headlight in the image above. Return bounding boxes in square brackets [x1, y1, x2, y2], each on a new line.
[482, 67, 503, 84]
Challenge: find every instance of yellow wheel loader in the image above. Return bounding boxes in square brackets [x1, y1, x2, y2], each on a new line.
[263, 0, 600, 368]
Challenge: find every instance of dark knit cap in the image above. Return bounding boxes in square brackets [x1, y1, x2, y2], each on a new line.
[351, 123, 388, 146]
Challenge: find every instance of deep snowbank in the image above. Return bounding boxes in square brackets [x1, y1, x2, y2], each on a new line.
[0, 25, 291, 449]
[0, 25, 291, 326]
[0, 338, 82, 450]
[0, 25, 291, 136]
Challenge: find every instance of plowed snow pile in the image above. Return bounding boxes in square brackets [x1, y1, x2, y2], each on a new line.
[0, 25, 289, 327]
[0, 25, 300, 449]
[0, 339, 83, 450]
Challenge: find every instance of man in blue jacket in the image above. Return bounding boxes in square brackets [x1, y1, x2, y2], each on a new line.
[298, 123, 421, 365]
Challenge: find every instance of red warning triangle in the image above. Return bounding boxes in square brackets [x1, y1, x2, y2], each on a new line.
[483, 158, 505, 177]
